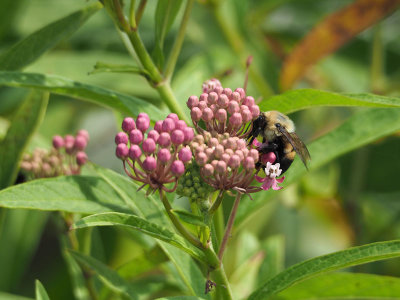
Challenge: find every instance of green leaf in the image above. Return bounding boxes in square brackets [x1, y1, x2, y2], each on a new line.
[0, 175, 131, 214]
[0, 90, 48, 189]
[35, 280, 50, 300]
[93, 166, 209, 298]
[0, 71, 165, 120]
[154, 297, 205, 300]
[0, 2, 102, 71]
[257, 235, 285, 285]
[260, 89, 400, 114]
[89, 62, 149, 77]
[274, 272, 400, 300]
[249, 240, 400, 300]
[0, 292, 33, 300]
[72, 212, 207, 263]
[237, 108, 400, 226]
[171, 209, 207, 227]
[69, 251, 137, 300]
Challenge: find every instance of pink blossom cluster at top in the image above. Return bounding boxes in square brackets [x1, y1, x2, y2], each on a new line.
[187, 79, 260, 138]
[20, 130, 89, 178]
[190, 132, 262, 193]
[115, 113, 194, 193]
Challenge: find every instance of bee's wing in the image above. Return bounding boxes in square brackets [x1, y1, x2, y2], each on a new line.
[277, 126, 311, 169]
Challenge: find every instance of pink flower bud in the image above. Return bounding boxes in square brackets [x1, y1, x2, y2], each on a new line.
[228, 154, 241, 169]
[214, 86, 223, 95]
[175, 120, 187, 131]
[198, 101, 207, 111]
[129, 129, 143, 144]
[193, 134, 204, 144]
[157, 132, 171, 147]
[64, 135, 75, 151]
[250, 105, 260, 118]
[171, 129, 185, 145]
[221, 153, 230, 163]
[261, 152, 276, 164]
[237, 139, 246, 149]
[154, 120, 163, 133]
[167, 113, 179, 122]
[158, 148, 171, 163]
[143, 157, 157, 171]
[243, 96, 255, 106]
[249, 149, 259, 161]
[178, 147, 192, 162]
[210, 104, 218, 114]
[215, 109, 227, 122]
[171, 160, 185, 176]
[235, 150, 244, 161]
[209, 138, 219, 148]
[225, 148, 234, 156]
[147, 130, 160, 142]
[205, 147, 214, 158]
[231, 92, 241, 102]
[77, 129, 90, 141]
[76, 151, 88, 166]
[52, 135, 64, 149]
[187, 96, 199, 109]
[229, 112, 243, 127]
[203, 164, 214, 177]
[208, 92, 218, 104]
[216, 161, 227, 174]
[235, 88, 245, 99]
[138, 113, 150, 121]
[211, 160, 218, 169]
[223, 88, 232, 97]
[74, 136, 87, 151]
[199, 93, 208, 102]
[129, 145, 142, 159]
[162, 118, 175, 132]
[227, 101, 240, 114]
[136, 117, 150, 133]
[243, 157, 255, 170]
[195, 152, 208, 166]
[241, 109, 253, 123]
[191, 107, 202, 122]
[217, 94, 229, 108]
[202, 108, 213, 122]
[122, 117, 136, 132]
[214, 145, 224, 159]
[116, 143, 129, 159]
[115, 132, 128, 145]
[183, 127, 194, 143]
[142, 138, 156, 153]
[226, 137, 237, 150]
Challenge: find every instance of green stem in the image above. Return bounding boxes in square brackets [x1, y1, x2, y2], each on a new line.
[218, 193, 241, 261]
[213, 203, 224, 249]
[208, 189, 224, 215]
[160, 191, 203, 249]
[164, 0, 195, 80]
[135, 0, 147, 26]
[113, 0, 130, 31]
[212, 5, 274, 98]
[210, 263, 234, 300]
[155, 82, 190, 123]
[129, 0, 137, 29]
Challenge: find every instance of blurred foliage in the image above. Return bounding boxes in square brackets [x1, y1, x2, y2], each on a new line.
[0, 0, 399, 299]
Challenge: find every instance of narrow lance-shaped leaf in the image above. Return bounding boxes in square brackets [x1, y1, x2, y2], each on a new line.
[72, 212, 207, 263]
[260, 89, 400, 114]
[35, 280, 50, 300]
[275, 272, 400, 300]
[0, 2, 103, 71]
[280, 0, 400, 90]
[237, 108, 400, 226]
[89, 62, 149, 76]
[0, 71, 165, 120]
[0, 90, 48, 189]
[249, 240, 400, 300]
[69, 251, 137, 300]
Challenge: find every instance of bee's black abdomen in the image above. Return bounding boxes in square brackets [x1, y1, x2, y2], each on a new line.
[279, 157, 293, 174]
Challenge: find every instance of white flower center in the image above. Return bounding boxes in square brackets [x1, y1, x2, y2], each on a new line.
[264, 162, 282, 178]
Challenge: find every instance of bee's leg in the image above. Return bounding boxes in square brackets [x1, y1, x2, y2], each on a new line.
[258, 143, 278, 154]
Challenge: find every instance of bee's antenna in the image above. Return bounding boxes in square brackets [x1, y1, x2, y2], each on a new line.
[244, 55, 253, 93]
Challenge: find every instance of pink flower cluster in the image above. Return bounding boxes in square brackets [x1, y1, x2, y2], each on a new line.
[20, 130, 89, 178]
[115, 113, 194, 193]
[187, 80, 260, 138]
[191, 133, 262, 193]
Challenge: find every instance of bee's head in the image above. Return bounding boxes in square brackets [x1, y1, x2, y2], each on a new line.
[264, 111, 295, 139]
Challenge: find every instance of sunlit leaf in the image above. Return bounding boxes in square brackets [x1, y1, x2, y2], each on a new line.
[250, 240, 400, 299]
[72, 212, 207, 263]
[280, 0, 400, 90]
[0, 292, 33, 300]
[172, 209, 207, 227]
[237, 108, 400, 225]
[89, 62, 149, 77]
[0, 71, 165, 120]
[35, 280, 50, 300]
[260, 89, 400, 114]
[0, 90, 48, 189]
[274, 272, 400, 299]
[0, 2, 102, 71]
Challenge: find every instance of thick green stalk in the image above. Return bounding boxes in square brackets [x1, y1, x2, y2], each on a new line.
[165, 0, 195, 80]
[213, 205, 224, 249]
[212, 6, 274, 98]
[210, 263, 234, 300]
[155, 82, 190, 123]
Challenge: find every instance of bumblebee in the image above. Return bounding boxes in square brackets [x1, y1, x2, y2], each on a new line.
[247, 111, 311, 174]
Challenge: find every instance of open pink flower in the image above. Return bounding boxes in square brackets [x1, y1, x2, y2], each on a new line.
[255, 162, 285, 191]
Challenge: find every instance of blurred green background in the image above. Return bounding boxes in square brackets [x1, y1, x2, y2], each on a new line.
[0, 0, 400, 299]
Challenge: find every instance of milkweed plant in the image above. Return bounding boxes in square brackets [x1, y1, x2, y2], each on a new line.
[1, 1, 400, 300]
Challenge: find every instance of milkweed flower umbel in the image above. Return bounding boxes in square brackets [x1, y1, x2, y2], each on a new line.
[187, 80, 260, 138]
[115, 113, 194, 194]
